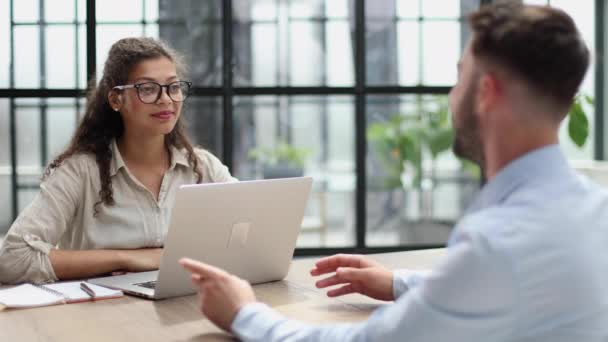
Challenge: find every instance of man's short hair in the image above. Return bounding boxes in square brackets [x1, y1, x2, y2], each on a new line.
[469, 2, 590, 109]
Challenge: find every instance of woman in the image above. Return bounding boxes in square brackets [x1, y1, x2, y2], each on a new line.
[0, 37, 236, 284]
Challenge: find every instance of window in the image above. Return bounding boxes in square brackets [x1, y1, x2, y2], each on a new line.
[233, 0, 354, 87]
[232, 95, 356, 247]
[4, 0, 599, 254]
[366, 0, 463, 86]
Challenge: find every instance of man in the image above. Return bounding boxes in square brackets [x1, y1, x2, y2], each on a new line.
[180, 3, 608, 341]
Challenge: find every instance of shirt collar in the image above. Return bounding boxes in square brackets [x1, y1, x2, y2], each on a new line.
[465, 144, 571, 214]
[168, 144, 191, 169]
[109, 139, 126, 177]
[109, 139, 191, 177]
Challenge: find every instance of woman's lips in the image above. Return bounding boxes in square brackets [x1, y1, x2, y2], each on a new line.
[151, 111, 174, 120]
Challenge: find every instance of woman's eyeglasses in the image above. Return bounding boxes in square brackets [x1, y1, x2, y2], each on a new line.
[113, 81, 192, 104]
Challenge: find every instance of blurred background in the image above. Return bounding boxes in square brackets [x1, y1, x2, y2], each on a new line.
[0, 0, 602, 254]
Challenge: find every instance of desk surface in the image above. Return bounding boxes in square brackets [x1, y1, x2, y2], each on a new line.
[0, 248, 445, 342]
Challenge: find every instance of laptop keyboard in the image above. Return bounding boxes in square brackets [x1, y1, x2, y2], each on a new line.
[134, 280, 157, 289]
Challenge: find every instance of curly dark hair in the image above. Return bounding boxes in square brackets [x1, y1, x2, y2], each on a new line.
[469, 2, 590, 110]
[43, 37, 203, 216]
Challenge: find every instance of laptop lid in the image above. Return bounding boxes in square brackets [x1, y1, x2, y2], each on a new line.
[153, 176, 313, 299]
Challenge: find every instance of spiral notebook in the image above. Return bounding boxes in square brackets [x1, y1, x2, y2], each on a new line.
[0, 282, 123, 310]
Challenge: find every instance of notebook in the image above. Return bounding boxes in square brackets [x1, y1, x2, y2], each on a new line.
[0, 281, 123, 310]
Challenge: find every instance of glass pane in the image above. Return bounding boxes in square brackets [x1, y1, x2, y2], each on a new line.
[96, 0, 144, 22]
[15, 99, 42, 171]
[159, 0, 221, 20]
[47, 98, 81, 160]
[145, 0, 159, 22]
[367, 0, 471, 86]
[182, 97, 223, 158]
[325, 0, 348, 19]
[14, 26, 40, 88]
[249, 24, 277, 86]
[14, 0, 39, 23]
[366, 95, 479, 246]
[78, 0, 86, 22]
[0, 182, 9, 233]
[289, 0, 323, 19]
[367, 0, 398, 20]
[422, 0, 460, 18]
[367, 12, 400, 85]
[45, 26, 77, 88]
[145, 23, 159, 38]
[366, 0, 399, 86]
[422, 21, 459, 85]
[0, 0, 9, 87]
[12, 98, 82, 211]
[159, 0, 222, 86]
[396, 0, 420, 19]
[45, 0, 75, 23]
[0, 99, 9, 233]
[96, 24, 144, 80]
[289, 22, 323, 85]
[234, 0, 277, 21]
[396, 22, 420, 86]
[78, 24, 87, 87]
[0, 99, 10, 166]
[326, 21, 354, 86]
[234, 0, 355, 87]
[233, 95, 356, 247]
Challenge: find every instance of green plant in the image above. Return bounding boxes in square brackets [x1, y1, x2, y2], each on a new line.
[567, 94, 593, 147]
[248, 140, 310, 168]
[367, 93, 593, 190]
[367, 96, 454, 189]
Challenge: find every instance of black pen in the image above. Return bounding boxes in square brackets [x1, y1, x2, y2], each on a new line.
[80, 282, 96, 299]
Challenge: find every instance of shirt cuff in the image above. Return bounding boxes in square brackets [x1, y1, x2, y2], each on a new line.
[392, 269, 431, 299]
[23, 233, 55, 255]
[0, 233, 59, 284]
[231, 302, 286, 341]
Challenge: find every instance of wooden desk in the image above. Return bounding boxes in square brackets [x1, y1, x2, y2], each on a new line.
[0, 249, 445, 342]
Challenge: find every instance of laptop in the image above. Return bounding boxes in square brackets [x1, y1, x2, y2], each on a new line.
[89, 177, 313, 300]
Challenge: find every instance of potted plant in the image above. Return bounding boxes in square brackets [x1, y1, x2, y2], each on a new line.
[368, 93, 593, 189]
[366, 94, 592, 222]
[248, 140, 311, 179]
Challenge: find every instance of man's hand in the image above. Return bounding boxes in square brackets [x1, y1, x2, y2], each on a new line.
[117, 248, 163, 272]
[179, 258, 256, 332]
[311, 254, 394, 301]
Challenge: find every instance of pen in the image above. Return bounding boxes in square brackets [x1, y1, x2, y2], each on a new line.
[80, 282, 96, 299]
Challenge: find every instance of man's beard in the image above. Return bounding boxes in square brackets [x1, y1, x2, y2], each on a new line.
[452, 79, 484, 170]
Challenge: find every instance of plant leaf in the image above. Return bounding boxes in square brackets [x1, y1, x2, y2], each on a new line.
[428, 128, 454, 158]
[568, 99, 589, 147]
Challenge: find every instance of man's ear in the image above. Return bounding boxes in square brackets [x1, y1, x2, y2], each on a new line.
[107, 90, 122, 112]
[477, 73, 501, 115]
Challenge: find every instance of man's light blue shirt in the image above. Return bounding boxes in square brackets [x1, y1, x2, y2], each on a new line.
[232, 145, 608, 341]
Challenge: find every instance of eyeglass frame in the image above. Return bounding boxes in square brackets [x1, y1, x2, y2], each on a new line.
[112, 80, 193, 104]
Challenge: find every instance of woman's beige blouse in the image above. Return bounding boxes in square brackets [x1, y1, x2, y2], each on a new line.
[0, 140, 237, 284]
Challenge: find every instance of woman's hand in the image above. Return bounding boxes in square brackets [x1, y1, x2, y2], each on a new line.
[117, 248, 163, 272]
